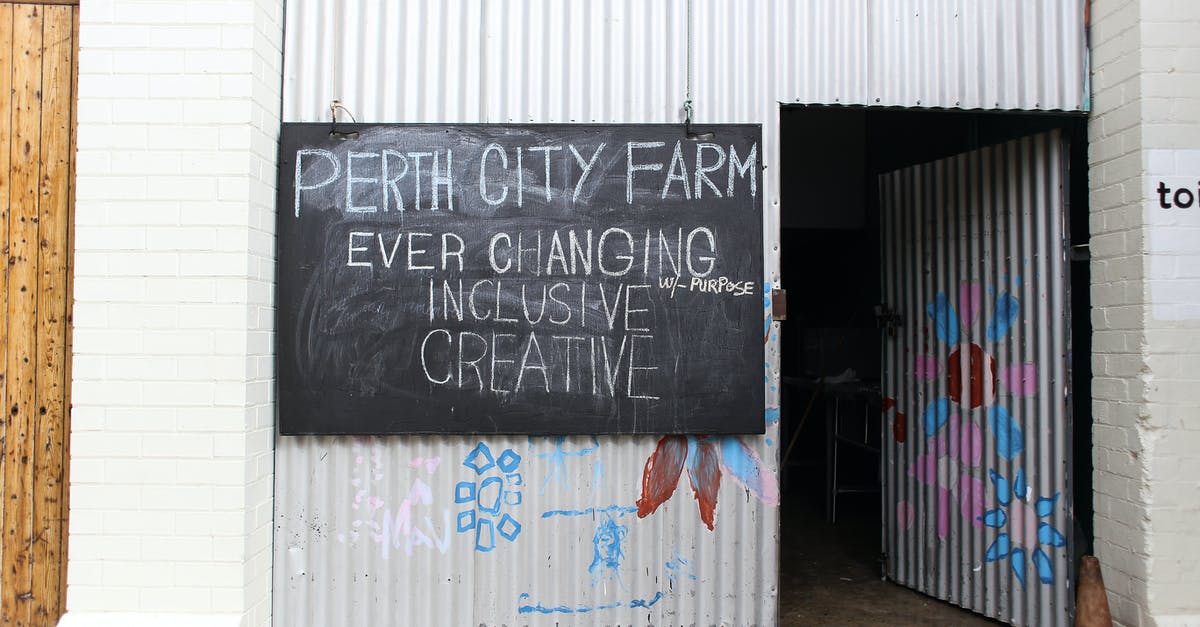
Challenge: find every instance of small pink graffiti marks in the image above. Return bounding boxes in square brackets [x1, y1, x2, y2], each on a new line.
[999, 363, 1039, 397]
[896, 500, 915, 530]
[341, 437, 451, 558]
[408, 456, 442, 473]
[905, 414, 986, 539]
[636, 435, 778, 531]
[351, 438, 385, 515]
[377, 479, 453, 558]
[958, 282, 982, 328]
[914, 355, 941, 380]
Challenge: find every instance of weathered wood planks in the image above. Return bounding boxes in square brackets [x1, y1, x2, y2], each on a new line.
[1, 4, 76, 624]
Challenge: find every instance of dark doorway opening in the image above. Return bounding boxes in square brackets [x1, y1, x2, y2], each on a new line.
[776, 105, 1091, 625]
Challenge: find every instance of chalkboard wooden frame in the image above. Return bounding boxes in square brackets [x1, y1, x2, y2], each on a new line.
[276, 123, 765, 435]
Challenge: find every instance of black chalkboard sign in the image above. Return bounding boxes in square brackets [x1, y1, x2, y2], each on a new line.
[277, 124, 764, 434]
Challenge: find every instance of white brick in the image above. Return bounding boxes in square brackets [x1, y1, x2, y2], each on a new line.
[110, 49, 188, 75]
[149, 26, 223, 49]
[68, 2, 281, 624]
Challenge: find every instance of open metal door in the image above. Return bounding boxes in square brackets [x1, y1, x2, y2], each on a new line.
[879, 130, 1072, 626]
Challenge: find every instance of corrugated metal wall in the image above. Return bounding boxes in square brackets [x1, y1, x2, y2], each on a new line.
[879, 131, 1071, 626]
[276, 2, 1085, 625]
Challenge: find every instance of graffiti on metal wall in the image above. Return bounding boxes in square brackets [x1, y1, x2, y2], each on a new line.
[533, 435, 600, 495]
[339, 437, 451, 558]
[982, 468, 1065, 585]
[326, 323, 781, 615]
[895, 278, 1062, 586]
[455, 441, 524, 552]
[632, 282, 781, 531]
[664, 550, 698, 586]
[516, 590, 665, 615]
[636, 435, 779, 530]
[922, 282, 1030, 459]
[588, 515, 628, 588]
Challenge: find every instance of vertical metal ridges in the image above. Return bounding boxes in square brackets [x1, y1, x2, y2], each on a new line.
[880, 131, 1071, 626]
[276, 1, 1085, 624]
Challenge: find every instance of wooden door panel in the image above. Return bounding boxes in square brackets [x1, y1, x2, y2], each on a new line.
[1, 3, 77, 624]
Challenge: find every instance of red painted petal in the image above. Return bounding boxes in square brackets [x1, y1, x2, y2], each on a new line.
[687, 439, 723, 530]
[894, 412, 907, 443]
[636, 436, 687, 519]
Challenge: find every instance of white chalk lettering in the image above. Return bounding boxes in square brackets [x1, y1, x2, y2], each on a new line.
[547, 282, 572, 325]
[598, 283, 624, 330]
[624, 284, 651, 332]
[469, 280, 493, 320]
[515, 331, 550, 392]
[494, 280, 517, 323]
[727, 143, 757, 197]
[489, 233, 512, 273]
[626, 141, 665, 203]
[528, 145, 562, 201]
[601, 335, 628, 396]
[546, 231, 569, 275]
[627, 334, 659, 399]
[347, 152, 380, 212]
[348, 231, 373, 267]
[431, 150, 453, 211]
[407, 152, 431, 210]
[662, 141, 692, 199]
[442, 279, 463, 321]
[458, 331, 487, 391]
[598, 227, 634, 276]
[516, 147, 524, 207]
[694, 143, 726, 199]
[294, 148, 338, 217]
[686, 227, 716, 277]
[521, 284, 547, 325]
[569, 143, 605, 202]
[377, 233, 402, 268]
[569, 229, 593, 275]
[441, 232, 464, 271]
[407, 232, 434, 270]
[382, 149, 408, 212]
[420, 329, 452, 384]
[516, 231, 542, 275]
[490, 332, 516, 392]
[479, 143, 509, 206]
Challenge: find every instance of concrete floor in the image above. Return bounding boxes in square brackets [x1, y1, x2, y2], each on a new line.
[779, 500, 998, 626]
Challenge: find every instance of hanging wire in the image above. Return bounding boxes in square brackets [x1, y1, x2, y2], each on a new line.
[683, 0, 713, 140]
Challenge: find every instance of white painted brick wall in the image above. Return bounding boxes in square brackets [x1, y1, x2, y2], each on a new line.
[62, 1, 283, 626]
[1138, 0, 1200, 623]
[1090, 0, 1200, 625]
[1089, 0, 1151, 623]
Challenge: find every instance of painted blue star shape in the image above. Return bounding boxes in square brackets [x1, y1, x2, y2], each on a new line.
[979, 468, 1066, 585]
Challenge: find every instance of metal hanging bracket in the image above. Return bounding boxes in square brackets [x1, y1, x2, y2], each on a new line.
[329, 99, 359, 140]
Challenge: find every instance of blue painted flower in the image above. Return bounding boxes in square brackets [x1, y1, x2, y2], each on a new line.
[921, 283, 1028, 461]
[979, 469, 1066, 585]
